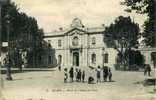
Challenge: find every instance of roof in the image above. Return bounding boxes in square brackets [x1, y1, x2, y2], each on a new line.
[44, 18, 105, 38]
[44, 27, 105, 38]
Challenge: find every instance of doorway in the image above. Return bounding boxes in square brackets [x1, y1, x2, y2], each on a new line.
[73, 52, 79, 66]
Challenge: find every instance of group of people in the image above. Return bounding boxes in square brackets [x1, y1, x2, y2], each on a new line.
[89, 66, 112, 84]
[63, 65, 113, 84]
[64, 67, 85, 83]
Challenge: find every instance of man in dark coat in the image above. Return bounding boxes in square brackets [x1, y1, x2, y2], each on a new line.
[103, 66, 108, 82]
[69, 67, 74, 82]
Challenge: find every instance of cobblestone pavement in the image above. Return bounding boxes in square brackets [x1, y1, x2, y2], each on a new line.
[1, 67, 156, 100]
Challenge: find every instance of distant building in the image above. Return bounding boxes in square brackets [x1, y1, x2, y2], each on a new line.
[44, 18, 118, 69]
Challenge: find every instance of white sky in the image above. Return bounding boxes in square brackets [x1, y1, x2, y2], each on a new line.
[12, 0, 147, 33]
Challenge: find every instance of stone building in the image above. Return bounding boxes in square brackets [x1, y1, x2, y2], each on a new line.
[44, 18, 118, 69]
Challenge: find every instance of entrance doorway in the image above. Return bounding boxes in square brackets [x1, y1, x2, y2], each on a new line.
[73, 52, 79, 66]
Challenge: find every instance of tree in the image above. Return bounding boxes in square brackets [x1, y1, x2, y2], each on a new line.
[128, 50, 145, 66]
[104, 16, 140, 66]
[1, 1, 47, 67]
[121, 0, 156, 47]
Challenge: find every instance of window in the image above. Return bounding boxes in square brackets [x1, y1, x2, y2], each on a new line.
[58, 55, 62, 65]
[91, 53, 96, 64]
[58, 39, 62, 47]
[72, 36, 79, 46]
[104, 53, 109, 63]
[92, 37, 96, 45]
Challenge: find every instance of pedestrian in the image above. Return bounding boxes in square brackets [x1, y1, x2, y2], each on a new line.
[144, 64, 147, 76]
[69, 67, 74, 82]
[82, 70, 85, 82]
[4, 55, 13, 80]
[78, 69, 82, 82]
[108, 67, 112, 82]
[103, 66, 108, 82]
[77, 69, 80, 82]
[64, 68, 68, 83]
[96, 66, 101, 83]
[147, 64, 151, 76]
[76, 68, 79, 82]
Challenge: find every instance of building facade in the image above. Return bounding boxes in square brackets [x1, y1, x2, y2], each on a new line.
[44, 18, 118, 69]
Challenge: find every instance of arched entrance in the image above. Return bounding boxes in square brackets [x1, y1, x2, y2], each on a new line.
[73, 52, 79, 66]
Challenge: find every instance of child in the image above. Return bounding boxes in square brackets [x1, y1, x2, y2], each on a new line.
[64, 68, 68, 83]
[108, 67, 112, 82]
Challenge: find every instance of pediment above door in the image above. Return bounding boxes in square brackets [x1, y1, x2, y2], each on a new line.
[65, 28, 86, 36]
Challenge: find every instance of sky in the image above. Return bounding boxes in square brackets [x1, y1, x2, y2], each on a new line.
[12, 0, 147, 33]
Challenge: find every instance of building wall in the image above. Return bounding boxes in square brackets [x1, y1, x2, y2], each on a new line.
[44, 30, 118, 69]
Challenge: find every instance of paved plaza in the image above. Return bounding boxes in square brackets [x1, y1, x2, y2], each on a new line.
[1, 68, 156, 100]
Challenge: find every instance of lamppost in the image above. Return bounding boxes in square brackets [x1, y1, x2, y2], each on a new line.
[5, 13, 12, 80]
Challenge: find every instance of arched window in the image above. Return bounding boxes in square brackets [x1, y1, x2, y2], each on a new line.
[58, 55, 62, 64]
[92, 37, 96, 45]
[91, 53, 96, 64]
[104, 53, 109, 63]
[72, 36, 79, 46]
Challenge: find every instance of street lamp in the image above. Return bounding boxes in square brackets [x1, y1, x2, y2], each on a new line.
[5, 14, 12, 80]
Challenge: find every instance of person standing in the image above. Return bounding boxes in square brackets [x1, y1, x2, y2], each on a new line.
[82, 70, 85, 82]
[103, 66, 108, 82]
[69, 67, 74, 82]
[64, 68, 68, 83]
[75, 68, 79, 82]
[4, 55, 13, 80]
[108, 67, 112, 82]
[78, 69, 82, 82]
[144, 64, 147, 76]
[147, 64, 151, 76]
[96, 66, 101, 83]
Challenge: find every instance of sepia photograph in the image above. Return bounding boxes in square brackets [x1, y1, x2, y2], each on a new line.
[0, 0, 156, 100]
